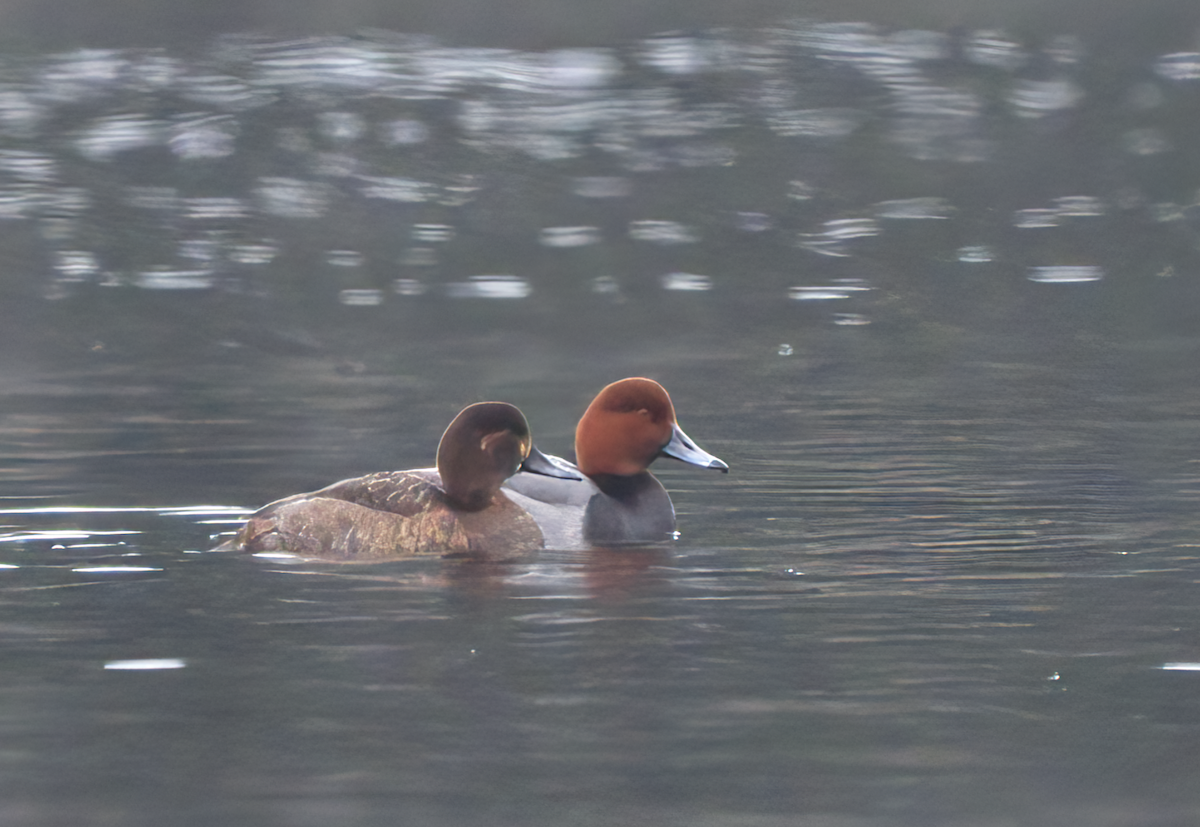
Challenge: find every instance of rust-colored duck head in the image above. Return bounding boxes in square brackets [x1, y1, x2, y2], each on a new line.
[573, 378, 728, 479]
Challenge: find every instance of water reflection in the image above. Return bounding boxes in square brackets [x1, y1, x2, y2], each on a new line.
[628, 220, 699, 245]
[445, 274, 532, 298]
[103, 658, 187, 670]
[1027, 265, 1104, 283]
[660, 272, 712, 291]
[1155, 52, 1200, 81]
[539, 226, 602, 247]
[0, 19, 1196, 322]
[797, 219, 880, 257]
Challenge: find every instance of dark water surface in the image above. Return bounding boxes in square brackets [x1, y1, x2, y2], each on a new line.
[4, 5, 1200, 826]
[4, 331, 1200, 826]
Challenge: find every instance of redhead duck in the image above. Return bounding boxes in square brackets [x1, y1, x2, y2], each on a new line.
[215, 402, 578, 560]
[503, 377, 728, 547]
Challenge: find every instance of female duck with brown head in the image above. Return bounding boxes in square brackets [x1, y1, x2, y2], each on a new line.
[503, 377, 728, 547]
[216, 402, 576, 561]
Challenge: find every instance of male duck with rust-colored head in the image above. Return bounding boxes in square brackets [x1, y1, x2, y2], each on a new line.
[215, 402, 577, 561]
[503, 377, 729, 548]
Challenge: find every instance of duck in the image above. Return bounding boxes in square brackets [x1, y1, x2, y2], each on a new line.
[214, 402, 578, 561]
[502, 377, 728, 548]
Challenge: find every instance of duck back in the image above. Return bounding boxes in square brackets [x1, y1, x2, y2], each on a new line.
[231, 470, 543, 560]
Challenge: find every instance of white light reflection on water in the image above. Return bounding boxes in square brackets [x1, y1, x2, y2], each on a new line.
[957, 245, 995, 263]
[540, 49, 621, 88]
[874, 197, 953, 220]
[393, 278, 427, 296]
[178, 73, 268, 111]
[886, 29, 951, 61]
[251, 37, 404, 91]
[789, 287, 850, 301]
[72, 566, 162, 573]
[789, 280, 872, 301]
[629, 220, 699, 245]
[412, 224, 454, 243]
[446, 275, 531, 299]
[169, 115, 238, 159]
[326, 250, 364, 268]
[103, 658, 186, 670]
[793, 20, 992, 162]
[254, 177, 330, 219]
[0, 23, 1197, 325]
[1053, 196, 1106, 217]
[1014, 209, 1060, 229]
[53, 251, 100, 281]
[0, 506, 245, 516]
[0, 149, 57, 182]
[735, 212, 773, 233]
[1047, 34, 1086, 65]
[786, 181, 817, 201]
[639, 35, 715, 75]
[338, 289, 384, 306]
[229, 242, 279, 265]
[1, 530, 91, 542]
[963, 29, 1028, 71]
[0, 23, 1186, 318]
[797, 218, 880, 257]
[1, 530, 139, 545]
[1155, 52, 1200, 81]
[1028, 266, 1104, 283]
[1009, 78, 1083, 118]
[539, 226, 602, 248]
[75, 115, 164, 161]
[358, 176, 434, 203]
[183, 197, 249, 220]
[38, 49, 128, 102]
[179, 238, 220, 263]
[766, 108, 865, 138]
[138, 269, 214, 290]
[661, 272, 713, 292]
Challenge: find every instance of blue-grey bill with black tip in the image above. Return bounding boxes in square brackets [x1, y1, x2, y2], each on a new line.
[520, 446, 583, 480]
[661, 423, 729, 472]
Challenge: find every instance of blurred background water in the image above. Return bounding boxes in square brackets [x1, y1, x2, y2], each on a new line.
[3, 1, 1200, 825]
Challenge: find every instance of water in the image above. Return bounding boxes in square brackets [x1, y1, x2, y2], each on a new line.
[2, 19, 1200, 322]
[4, 332, 1200, 825]
[1, 507, 1191, 827]
[5, 5, 1200, 825]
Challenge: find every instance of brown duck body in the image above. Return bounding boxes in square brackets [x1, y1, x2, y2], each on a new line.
[217, 402, 574, 561]
[231, 469, 544, 561]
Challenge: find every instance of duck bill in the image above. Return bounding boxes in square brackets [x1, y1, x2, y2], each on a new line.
[661, 423, 729, 472]
[520, 446, 583, 480]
